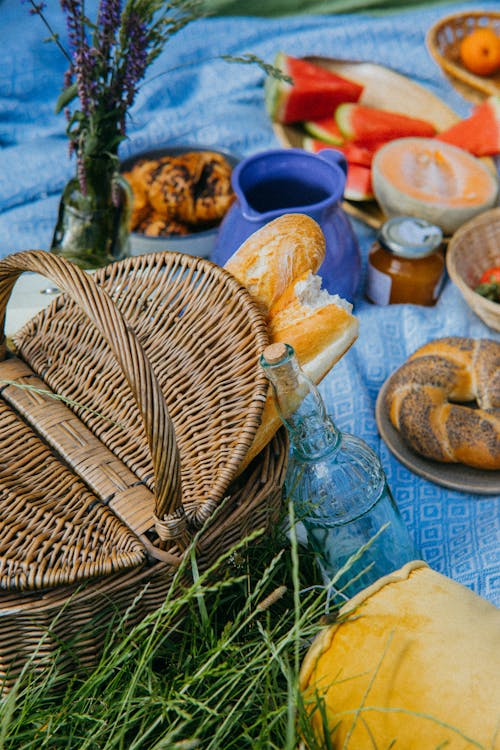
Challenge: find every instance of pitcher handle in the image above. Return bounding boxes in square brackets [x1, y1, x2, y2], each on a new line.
[316, 148, 348, 177]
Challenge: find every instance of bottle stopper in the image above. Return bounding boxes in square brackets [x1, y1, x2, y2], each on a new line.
[262, 342, 289, 365]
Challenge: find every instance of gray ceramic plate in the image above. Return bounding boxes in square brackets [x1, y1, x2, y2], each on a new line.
[375, 377, 500, 496]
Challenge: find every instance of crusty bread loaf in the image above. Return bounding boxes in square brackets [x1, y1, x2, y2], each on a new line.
[269, 271, 358, 383]
[239, 271, 358, 471]
[223, 212, 358, 473]
[384, 336, 500, 470]
[224, 213, 326, 314]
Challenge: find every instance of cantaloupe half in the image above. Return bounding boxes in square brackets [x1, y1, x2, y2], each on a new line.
[372, 137, 499, 234]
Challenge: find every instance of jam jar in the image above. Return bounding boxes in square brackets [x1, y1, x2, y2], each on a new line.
[366, 216, 445, 306]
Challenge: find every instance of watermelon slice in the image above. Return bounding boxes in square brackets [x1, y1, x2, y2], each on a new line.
[303, 117, 344, 144]
[435, 96, 500, 157]
[265, 52, 364, 124]
[303, 136, 380, 167]
[336, 103, 437, 144]
[303, 138, 374, 200]
[344, 164, 374, 201]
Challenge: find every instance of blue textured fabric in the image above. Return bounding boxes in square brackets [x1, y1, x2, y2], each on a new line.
[1, 0, 499, 604]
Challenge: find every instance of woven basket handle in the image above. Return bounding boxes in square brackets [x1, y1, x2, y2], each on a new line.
[0, 250, 189, 547]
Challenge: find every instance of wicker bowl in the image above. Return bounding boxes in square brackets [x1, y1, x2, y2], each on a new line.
[447, 207, 500, 331]
[426, 11, 500, 101]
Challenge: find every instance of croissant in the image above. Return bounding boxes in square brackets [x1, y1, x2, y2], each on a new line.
[148, 152, 203, 221]
[384, 336, 500, 470]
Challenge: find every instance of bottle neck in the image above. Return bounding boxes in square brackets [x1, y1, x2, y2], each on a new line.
[260, 344, 340, 461]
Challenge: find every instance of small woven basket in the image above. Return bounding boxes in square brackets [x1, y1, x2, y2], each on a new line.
[0, 249, 288, 690]
[426, 11, 500, 101]
[447, 207, 500, 331]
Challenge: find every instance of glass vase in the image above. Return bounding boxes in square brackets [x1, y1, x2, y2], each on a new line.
[51, 156, 132, 270]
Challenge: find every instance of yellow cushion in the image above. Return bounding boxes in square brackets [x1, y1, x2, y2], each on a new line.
[300, 561, 500, 749]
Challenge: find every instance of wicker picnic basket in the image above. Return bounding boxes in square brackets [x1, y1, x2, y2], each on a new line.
[426, 11, 500, 102]
[0, 249, 288, 691]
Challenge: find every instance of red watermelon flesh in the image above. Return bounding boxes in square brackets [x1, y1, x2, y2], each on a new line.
[435, 96, 500, 157]
[265, 52, 364, 124]
[303, 138, 374, 200]
[345, 163, 374, 201]
[336, 103, 437, 144]
[303, 136, 381, 167]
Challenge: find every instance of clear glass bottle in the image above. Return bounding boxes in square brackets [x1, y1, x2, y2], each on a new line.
[260, 342, 418, 601]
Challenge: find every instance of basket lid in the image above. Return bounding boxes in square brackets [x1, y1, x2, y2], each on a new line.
[14, 252, 270, 528]
[0, 250, 270, 590]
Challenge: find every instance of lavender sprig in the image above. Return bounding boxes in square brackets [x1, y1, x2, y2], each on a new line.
[27, 0, 72, 63]
[24, 0, 290, 204]
[97, 0, 121, 68]
[30, 0, 204, 161]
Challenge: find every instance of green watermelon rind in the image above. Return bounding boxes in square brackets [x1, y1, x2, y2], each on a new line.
[264, 52, 292, 122]
[335, 103, 357, 140]
[303, 119, 344, 145]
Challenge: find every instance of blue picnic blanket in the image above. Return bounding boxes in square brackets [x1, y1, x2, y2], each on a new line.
[1, 0, 499, 605]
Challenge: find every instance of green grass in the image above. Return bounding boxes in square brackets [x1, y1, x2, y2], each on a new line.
[0, 506, 491, 750]
[0, 508, 331, 750]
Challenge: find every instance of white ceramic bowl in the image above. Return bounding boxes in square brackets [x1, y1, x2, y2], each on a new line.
[120, 144, 240, 259]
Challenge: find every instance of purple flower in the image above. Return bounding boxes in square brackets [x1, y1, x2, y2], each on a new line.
[60, 0, 84, 55]
[29, 0, 207, 190]
[28, 1, 47, 15]
[98, 0, 121, 38]
[122, 13, 148, 104]
[97, 0, 122, 68]
[74, 48, 97, 116]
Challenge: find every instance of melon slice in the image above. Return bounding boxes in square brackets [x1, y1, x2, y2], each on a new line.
[303, 138, 374, 200]
[435, 96, 500, 157]
[303, 117, 344, 145]
[345, 164, 374, 201]
[336, 103, 437, 144]
[265, 53, 364, 124]
[372, 137, 499, 234]
[303, 136, 379, 168]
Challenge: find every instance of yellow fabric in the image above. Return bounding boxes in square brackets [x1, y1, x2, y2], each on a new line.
[300, 561, 500, 749]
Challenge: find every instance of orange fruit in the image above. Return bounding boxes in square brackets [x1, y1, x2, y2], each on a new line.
[459, 27, 500, 76]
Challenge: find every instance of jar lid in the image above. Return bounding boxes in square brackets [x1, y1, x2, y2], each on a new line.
[377, 216, 443, 259]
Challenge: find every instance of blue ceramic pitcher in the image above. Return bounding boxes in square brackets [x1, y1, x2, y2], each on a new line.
[212, 148, 361, 301]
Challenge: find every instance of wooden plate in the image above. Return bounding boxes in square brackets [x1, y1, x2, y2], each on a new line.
[272, 58, 461, 230]
[375, 377, 500, 496]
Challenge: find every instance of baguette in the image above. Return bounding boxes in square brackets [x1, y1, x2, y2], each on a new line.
[239, 271, 358, 471]
[268, 271, 358, 382]
[224, 213, 326, 314]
